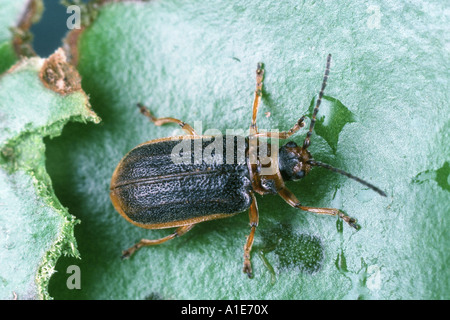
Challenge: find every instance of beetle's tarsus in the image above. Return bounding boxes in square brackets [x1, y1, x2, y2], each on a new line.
[137, 103, 149, 115]
[256, 62, 263, 72]
[338, 211, 360, 230]
[348, 219, 361, 230]
[121, 246, 137, 259]
[243, 263, 253, 279]
[121, 251, 131, 260]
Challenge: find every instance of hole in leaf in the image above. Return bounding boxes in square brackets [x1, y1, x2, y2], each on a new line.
[307, 95, 355, 154]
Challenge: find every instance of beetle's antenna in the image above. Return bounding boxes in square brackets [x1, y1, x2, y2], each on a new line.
[303, 54, 331, 150]
[308, 160, 387, 197]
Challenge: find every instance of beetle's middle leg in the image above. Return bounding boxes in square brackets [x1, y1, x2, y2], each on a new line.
[137, 103, 198, 136]
[278, 187, 359, 229]
[243, 193, 259, 278]
[121, 224, 195, 259]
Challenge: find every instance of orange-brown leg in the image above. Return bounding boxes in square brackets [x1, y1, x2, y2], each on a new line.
[248, 63, 307, 140]
[250, 63, 265, 134]
[253, 115, 307, 139]
[137, 103, 198, 136]
[121, 224, 195, 259]
[243, 193, 259, 278]
[278, 187, 359, 229]
[248, 64, 265, 167]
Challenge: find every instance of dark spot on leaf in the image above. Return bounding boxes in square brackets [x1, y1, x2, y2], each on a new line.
[144, 292, 163, 300]
[259, 225, 324, 275]
[1, 146, 14, 160]
[336, 216, 344, 233]
[413, 162, 450, 192]
[335, 249, 348, 273]
[435, 162, 450, 191]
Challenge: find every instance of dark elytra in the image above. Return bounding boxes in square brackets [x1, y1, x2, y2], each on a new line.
[111, 136, 252, 226]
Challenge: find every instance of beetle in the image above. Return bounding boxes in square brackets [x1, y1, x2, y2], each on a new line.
[110, 54, 386, 277]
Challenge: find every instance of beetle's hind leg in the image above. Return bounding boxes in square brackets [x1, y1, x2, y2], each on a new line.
[278, 187, 359, 229]
[243, 193, 259, 278]
[137, 103, 198, 136]
[121, 224, 195, 259]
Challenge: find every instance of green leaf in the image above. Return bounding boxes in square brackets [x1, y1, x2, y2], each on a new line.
[0, 50, 100, 300]
[47, 1, 448, 299]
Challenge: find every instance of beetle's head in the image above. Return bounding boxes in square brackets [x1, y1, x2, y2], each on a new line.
[278, 141, 312, 181]
[278, 140, 387, 196]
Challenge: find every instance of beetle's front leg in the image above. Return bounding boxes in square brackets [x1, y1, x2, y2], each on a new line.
[137, 103, 198, 136]
[121, 224, 195, 259]
[278, 187, 359, 229]
[243, 193, 259, 278]
[250, 63, 265, 134]
[252, 116, 306, 139]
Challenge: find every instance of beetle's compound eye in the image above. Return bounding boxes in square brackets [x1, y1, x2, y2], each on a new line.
[295, 170, 305, 179]
[285, 141, 297, 148]
[256, 62, 263, 72]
